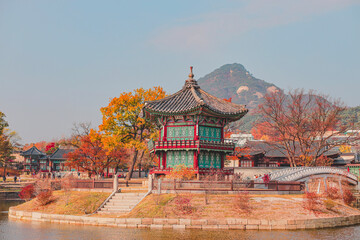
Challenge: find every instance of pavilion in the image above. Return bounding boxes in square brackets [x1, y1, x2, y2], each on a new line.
[21, 146, 46, 173]
[143, 67, 248, 176]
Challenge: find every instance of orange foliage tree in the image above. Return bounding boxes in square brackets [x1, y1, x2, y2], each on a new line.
[65, 131, 129, 177]
[23, 141, 48, 151]
[99, 87, 166, 181]
[257, 89, 349, 167]
[166, 165, 196, 180]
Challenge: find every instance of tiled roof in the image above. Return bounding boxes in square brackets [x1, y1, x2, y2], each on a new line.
[237, 141, 340, 158]
[49, 149, 74, 160]
[21, 146, 45, 157]
[143, 67, 248, 121]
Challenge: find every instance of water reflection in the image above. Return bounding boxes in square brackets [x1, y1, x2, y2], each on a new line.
[1, 200, 359, 240]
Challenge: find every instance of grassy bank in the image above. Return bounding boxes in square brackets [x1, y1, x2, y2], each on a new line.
[13, 191, 109, 215]
[124, 193, 360, 220]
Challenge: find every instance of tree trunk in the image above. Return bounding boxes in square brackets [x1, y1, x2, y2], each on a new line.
[3, 162, 6, 178]
[126, 149, 139, 184]
[138, 150, 144, 178]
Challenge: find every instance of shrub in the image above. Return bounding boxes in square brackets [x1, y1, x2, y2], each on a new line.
[325, 187, 340, 200]
[234, 191, 252, 214]
[343, 189, 356, 206]
[36, 190, 54, 206]
[166, 165, 196, 180]
[174, 194, 195, 215]
[34, 179, 52, 195]
[323, 199, 336, 211]
[303, 192, 322, 212]
[18, 184, 35, 201]
[262, 174, 270, 186]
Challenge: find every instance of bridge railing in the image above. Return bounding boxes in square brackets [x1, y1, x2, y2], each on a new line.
[271, 167, 358, 183]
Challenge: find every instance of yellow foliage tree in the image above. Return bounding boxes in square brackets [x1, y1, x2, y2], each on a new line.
[339, 145, 351, 153]
[99, 87, 166, 181]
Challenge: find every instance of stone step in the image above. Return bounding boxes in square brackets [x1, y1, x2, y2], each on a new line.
[111, 195, 143, 199]
[105, 201, 138, 206]
[103, 205, 133, 210]
[114, 193, 144, 196]
[98, 210, 128, 214]
[101, 207, 132, 212]
[110, 196, 143, 200]
[108, 198, 142, 202]
[104, 203, 133, 207]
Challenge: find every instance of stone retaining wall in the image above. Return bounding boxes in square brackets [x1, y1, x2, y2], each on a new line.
[0, 191, 21, 200]
[8, 208, 360, 230]
[153, 190, 303, 195]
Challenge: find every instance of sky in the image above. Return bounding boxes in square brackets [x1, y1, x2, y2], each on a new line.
[0, 0, 359, 144]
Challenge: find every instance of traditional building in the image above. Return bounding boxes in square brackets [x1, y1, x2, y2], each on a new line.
[229, 140, 341, 168]
[49, 148, 74, 171]
[21, 146, 46, 172]
[21, 147, 74, 173]
[143, 67, 248, 176]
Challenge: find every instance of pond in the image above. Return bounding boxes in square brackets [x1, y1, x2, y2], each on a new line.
[1, 200, 360, 240]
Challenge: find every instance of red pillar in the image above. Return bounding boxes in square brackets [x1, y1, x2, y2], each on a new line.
[221, 154, 224, 169]
[162, 152, 167, 169]
[163, 126, 167, 141]
[194, 151, 199, 170]
[194, 125, 198, 140]
[158, 153, 161, 168]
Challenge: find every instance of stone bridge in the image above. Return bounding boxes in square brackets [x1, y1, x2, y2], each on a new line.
[268, 167, 358, 185]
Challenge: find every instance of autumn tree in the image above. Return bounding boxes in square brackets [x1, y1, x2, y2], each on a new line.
[99, 87, 166, 181]
[59, 122, 92, 148]
[23, 141, 48, 152]
[0, 111, 15, 176]
[45, 142, 58, 155]
[65, 130, 129, 177]
[257, 89, 350, 167]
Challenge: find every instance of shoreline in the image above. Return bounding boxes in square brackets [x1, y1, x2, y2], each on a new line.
[8, 208, 360, 230]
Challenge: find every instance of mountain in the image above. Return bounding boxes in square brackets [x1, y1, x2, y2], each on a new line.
[340, 106, 360, 128]
[198, 63, 280, 132]
[197, 63, 360, 132]
[197, 63, 280, 109]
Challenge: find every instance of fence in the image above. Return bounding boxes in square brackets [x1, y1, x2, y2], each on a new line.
[151, 179, 305, 192]
[71, 179, 143, 189]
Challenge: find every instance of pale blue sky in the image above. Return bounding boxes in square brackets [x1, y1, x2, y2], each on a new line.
[0, 0, 359, 143]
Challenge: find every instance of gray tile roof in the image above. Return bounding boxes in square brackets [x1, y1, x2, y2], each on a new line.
[49, 149, 74, 160]
[143, 68, 248, 121]
[238, 141, 340, 158]
[21, 146, 45, 157]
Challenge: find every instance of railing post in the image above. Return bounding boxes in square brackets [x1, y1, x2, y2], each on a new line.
[230, 179, 233, 191]
[92, 178, 95, 189]
[276, 181, 278, 191]
[158, 178, 161, 195]
[174, 179, 176, 190]
[113, 174, 119, 192]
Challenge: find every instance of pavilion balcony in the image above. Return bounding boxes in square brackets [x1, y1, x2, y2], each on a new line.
[148, 139, 235, 153]
[150, 167, 234, 175]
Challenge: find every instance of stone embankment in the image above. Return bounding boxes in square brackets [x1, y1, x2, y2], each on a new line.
[8, 208, 360, 230]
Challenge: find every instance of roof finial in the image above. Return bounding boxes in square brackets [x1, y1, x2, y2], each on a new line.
[188, 66, 194, 79]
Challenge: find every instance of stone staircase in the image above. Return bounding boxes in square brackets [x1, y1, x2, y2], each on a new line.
[97, 192, 147, 214]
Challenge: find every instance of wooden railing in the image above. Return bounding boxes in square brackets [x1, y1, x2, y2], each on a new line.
[150, 139, 235, 152]
[152, 179, 305, 192]
[70, 179, 143, 189]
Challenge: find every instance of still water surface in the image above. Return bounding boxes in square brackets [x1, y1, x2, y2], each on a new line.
[1, 200, 360, 240]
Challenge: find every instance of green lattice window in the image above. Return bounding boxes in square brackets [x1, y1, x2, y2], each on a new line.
[199, 126, 221, 142]
[198, 152, 221, 169]
[349, 166, 360, 176]
[167, 126, 194, 140]
[166, 151, 194, 168]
